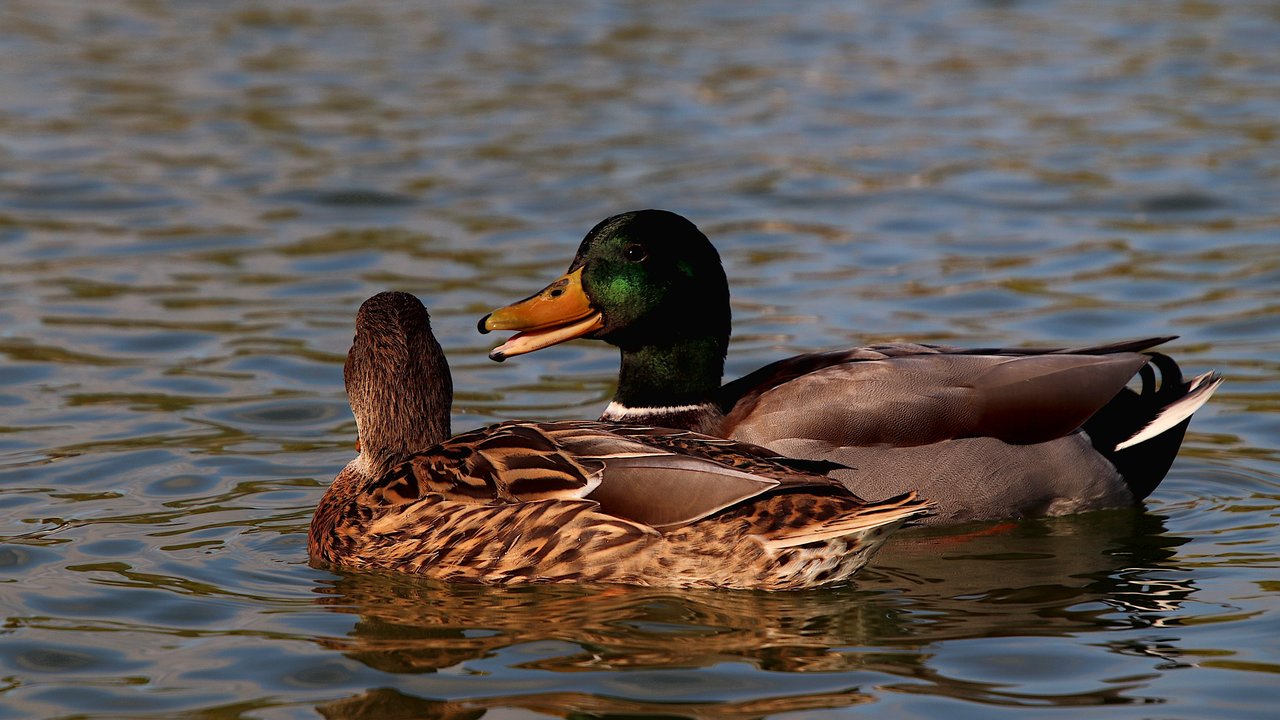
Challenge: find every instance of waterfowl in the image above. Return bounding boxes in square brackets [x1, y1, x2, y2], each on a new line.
[309, 291, 929, 589]
[478, 210, 1222, 525]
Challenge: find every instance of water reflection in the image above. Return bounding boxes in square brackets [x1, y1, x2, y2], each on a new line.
[865, 510, 1197, 640]
[315, 575, 885, 675]
[318, 686, 875, 719]
[312, 509, 1196, 712]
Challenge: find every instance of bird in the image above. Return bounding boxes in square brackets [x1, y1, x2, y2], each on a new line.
[308, 291, 930, 589]
[478, 209, 1222, 525]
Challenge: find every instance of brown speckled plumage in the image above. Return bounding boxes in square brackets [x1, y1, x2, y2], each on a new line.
[309, 291, 929, 589]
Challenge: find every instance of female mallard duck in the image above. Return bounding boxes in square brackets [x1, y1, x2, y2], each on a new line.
[478, 210, 1222, 525]
[309, 291, 929, 589]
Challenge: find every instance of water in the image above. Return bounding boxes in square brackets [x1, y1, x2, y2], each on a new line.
[0, 0, 1276, 717]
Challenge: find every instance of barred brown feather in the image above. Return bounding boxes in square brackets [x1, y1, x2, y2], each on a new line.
[309, 291, 931, 589]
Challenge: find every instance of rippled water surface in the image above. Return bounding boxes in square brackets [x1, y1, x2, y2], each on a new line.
[1, 1, 1277, 718]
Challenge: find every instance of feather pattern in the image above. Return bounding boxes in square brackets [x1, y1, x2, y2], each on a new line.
[722, 340, 1222, 521]
[309, 292, 931, 589]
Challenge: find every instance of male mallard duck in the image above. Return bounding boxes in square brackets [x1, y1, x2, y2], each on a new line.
[478, 210, 1222, 525]
[309, 291, 929, 589]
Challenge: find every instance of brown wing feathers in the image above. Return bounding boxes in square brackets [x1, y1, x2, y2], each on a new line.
[316, 291, 932, 587]
[354, 420, 887, 534]
[318, 418, 927, 587]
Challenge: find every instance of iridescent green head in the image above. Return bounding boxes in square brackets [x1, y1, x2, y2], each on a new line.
[480, 209, 731, 361]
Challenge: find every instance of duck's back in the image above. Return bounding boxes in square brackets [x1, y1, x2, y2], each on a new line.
[723, 350, 1147, 448]
[313, 420, 931, 588]
[716, 338, 1216, 522]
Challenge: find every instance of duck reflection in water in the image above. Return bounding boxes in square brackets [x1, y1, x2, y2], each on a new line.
[311, 509, 1196, 716]
[317, 687, 876, 720]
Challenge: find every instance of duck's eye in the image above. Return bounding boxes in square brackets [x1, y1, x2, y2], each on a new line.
[624, 244, 647, 262]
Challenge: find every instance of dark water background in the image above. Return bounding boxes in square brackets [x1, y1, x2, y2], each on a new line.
[1, 1, 1277, 718]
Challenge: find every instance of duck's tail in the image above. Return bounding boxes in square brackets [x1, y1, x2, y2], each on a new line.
[1084, 353, 1222, 501]
[761, 491, 932, 550]
[753, 491, 931, 590]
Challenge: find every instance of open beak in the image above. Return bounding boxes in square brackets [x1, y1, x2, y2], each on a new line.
[477, 267, 604, 362]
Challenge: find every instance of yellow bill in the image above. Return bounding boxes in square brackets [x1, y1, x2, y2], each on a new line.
[478, 268, 604, 361]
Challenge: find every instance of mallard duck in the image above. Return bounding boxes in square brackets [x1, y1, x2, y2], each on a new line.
[478, 210, 1222, 525]
[309, 291, 929, 589]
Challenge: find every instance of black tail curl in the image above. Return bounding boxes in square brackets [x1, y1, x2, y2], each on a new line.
[1084, 352, 1193, 501]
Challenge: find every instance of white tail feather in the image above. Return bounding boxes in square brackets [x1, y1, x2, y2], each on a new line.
[1115, 372, 1222, 451]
